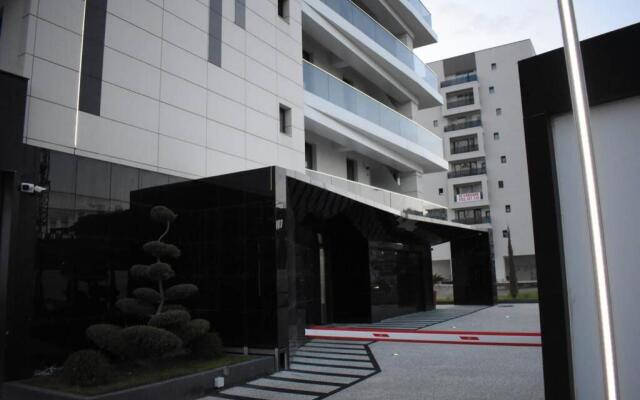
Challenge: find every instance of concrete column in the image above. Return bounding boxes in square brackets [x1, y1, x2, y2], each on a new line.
[398, 33, 414, 49]
[397, 100, 419, 119]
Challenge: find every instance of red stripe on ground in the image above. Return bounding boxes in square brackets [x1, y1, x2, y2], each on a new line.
[307, 326, 541, 337]
[306, 335, 542, 347]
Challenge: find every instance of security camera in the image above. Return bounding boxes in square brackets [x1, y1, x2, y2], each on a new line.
[19, 183, 48, 194]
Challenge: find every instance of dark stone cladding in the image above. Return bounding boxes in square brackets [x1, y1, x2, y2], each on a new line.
[518, 22, 640, 400]
[78, 0, 108, 116]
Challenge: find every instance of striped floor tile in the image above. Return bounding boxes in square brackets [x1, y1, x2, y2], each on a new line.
[201, 339, 380, 400]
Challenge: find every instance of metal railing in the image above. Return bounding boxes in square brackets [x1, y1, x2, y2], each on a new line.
[304, 61, 443, 156]
[450, 143, 479, 154]
[318, 0, 438, 90]
[448, 167, 486, 178]
[444, 119, 482, 132]
[453, 216, 491, 225]
[441, 73, 478, 88]
[446, 97, 475, 109]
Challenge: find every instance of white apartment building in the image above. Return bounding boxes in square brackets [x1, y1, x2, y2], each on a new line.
[0, 0, 448, 218]
[415, 40, 537, 283]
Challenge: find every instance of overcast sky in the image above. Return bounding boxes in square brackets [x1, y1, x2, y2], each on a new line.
[415, 0, 640, 62]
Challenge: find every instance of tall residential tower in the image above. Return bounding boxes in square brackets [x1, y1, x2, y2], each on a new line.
[416, 40, 537, 283]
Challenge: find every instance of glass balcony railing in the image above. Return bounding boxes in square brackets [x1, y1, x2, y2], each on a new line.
[444, 119, 482, 132]
[448, 167, 486, 179]
[441, 73, 478, 88]
[450, 143, 479, 154]
[446, 97, 475, 109]
[303, 61, 443, 157]
[453, 215, 491, 225]
[318, 0, 438, 90]
[404, 0, 433, 27]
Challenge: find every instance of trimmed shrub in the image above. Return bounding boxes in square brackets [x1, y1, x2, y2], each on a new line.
[143, 241, 181, 259]
[115, 298, 155, 318]
[192, 332, 223, 359]
[118, 325, 182, 359]
[61, 350, 110, 386]
[86, 324, 123, 356]
[150, 206, 177, 224]
[130, 264, 150, 279]
[148, 310, 191, 330]
[180, 319, 210, 343]
[133, 288, 161, 304]
[147, 262, 175, 281]
[165, 283, 198, 301]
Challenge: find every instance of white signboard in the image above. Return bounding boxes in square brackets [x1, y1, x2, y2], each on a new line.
[456, 192, 482, 203]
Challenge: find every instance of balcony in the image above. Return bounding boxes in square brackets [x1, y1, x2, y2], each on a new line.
[453, 216, 491, 225]
[448, 167, 486, 179]
[317, 0, 438, 90]
[444, 120, 482, 132]
[303, 61, 447, 172]
[386, 0, 437, 46]
[441, 73, 478, 88]
[450, 143, 479, 154]
[446, 97, 475, 109]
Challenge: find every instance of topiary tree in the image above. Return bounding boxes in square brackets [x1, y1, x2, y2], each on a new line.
[86, 206, 218, 363]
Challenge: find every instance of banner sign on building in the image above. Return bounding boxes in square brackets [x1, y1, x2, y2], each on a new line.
[457, 192, 482, 203]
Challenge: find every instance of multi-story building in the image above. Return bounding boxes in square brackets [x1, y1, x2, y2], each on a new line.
[1, 0, 499, 385]
[415, 40, 537, 283]
[0, 0, 445, 214]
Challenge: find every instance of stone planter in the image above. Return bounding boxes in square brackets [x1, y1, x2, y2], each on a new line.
[3, 356, 274, 400]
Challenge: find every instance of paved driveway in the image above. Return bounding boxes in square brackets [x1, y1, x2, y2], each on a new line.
[327, 304, 544, 400]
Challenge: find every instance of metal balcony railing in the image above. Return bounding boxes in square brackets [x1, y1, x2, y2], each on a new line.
[450, 143, 479, 154]
[444, 119, 482, 132]
[448, 167, 486, 178]
[453, 216, 491, 225]
[441, 73, 478, 88]
[318, 0, 438, 90]
[446, 97, 475, 109]
[303, 61, 443, 156]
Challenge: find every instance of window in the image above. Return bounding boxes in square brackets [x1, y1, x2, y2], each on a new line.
[305, 143, 315, 170]
[278, 0, 289, 19]
[505, 205, 511, 213]
[279, 104, 291, 134]
[438, 188, 444, 195]
[496, 108, 502, 116]
[498, 180, 504, 188]
[433, 120, 438, 128]
[489, 86, 495, 94]
[501, 155, 507, 164]
[234, 0, 245, 28]
[302, 50, 313, 62]
[493, 132, 500, 140]
[502, 229, 509, 238]
[491, 63, 497, 70]
[346, 158, 357, 181]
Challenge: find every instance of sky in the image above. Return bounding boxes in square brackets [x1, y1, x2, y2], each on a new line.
[415, 0, 640, 62]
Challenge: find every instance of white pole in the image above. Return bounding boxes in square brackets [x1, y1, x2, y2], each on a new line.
[556, 1, 618, 399]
